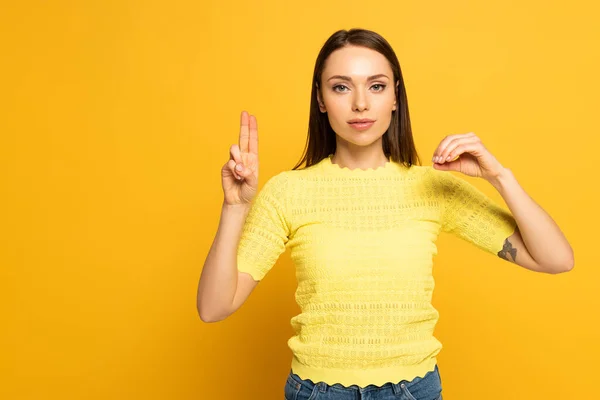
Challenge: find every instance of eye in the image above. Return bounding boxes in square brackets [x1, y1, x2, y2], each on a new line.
[332, 84, 349, 92]
[332, 84, 387, 93]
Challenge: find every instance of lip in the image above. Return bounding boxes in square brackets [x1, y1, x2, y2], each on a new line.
[347, 118, 375, 123]
[347, 120, 375, 131]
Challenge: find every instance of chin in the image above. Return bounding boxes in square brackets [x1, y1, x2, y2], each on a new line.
[341, 135, 384, 147]
[343, 127, 386, 139]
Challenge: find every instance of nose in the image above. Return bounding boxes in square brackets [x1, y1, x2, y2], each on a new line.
[352, 87, 369, 112]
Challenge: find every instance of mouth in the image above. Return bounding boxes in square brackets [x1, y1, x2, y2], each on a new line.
[347, 118, 375, 124]
[347, 120, 375, 131]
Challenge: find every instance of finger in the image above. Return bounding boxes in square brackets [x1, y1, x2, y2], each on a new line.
[445, 142, 484, 163]
[433, 132, 476, 163]
[438, 137, 480, 163]
[239, 111, 249, 154]
[230, 144, 242, 164]
[433, 133, 463, 162]
[433, 132, 476, 161]
[227, 159, 243, 181]
[248, 114, 258, 155]
[432, 159, 457, 171]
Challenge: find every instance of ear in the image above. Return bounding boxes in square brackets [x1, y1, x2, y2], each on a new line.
[392, 80, 399, 111]
[316, 83, 326, 113]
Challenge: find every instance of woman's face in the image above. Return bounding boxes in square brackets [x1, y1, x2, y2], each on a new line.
[317, 45, 398, 148]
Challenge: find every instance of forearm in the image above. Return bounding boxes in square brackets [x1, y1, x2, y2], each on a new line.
[197, 202, 250, 321]
[487, 168, 574, 270]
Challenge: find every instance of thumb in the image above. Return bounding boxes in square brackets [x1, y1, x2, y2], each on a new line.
[239, 164, 258, 186]
[432, 160, 459, 171]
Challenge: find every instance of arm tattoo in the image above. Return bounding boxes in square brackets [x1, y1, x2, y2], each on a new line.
[497, 238, 517, 262]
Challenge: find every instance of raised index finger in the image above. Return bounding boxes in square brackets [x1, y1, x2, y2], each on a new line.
[248, 114, 258, 155]
[239, 111, 249, 153]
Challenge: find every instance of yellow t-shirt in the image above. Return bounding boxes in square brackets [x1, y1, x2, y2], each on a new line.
[236, 154, 517, 388]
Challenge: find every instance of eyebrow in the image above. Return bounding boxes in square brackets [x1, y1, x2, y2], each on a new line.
[326, 74, 389, 82]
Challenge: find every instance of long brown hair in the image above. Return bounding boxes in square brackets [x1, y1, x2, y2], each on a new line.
[291, 28, 421, 170]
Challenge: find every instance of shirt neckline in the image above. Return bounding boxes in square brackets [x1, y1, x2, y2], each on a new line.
[320, 154, 405, 176]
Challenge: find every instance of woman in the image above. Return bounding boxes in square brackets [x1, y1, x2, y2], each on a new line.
[197, 28, 574, 400]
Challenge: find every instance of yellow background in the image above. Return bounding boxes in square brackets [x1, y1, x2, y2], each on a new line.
[2, 1, 597, 399]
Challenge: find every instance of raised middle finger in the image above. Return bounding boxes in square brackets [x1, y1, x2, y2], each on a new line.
[248, 114, 258, 155]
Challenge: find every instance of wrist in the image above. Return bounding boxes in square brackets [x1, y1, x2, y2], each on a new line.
[222, 201, 251, 212]
[487, 167, 514, 192]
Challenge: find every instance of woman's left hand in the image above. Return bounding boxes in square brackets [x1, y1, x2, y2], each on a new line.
[431, 132, 506, 182]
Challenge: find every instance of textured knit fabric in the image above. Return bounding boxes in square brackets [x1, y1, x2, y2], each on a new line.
[236, 154, 517, 388]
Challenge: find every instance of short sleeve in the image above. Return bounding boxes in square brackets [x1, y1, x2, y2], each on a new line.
[236, 172, 291, 281]
[435, 170, 517, 256]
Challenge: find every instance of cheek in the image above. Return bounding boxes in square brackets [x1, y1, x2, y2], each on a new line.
[326, 96, 345, 111]
[377, 94, 396, 109]
[324, 99, 347, 122]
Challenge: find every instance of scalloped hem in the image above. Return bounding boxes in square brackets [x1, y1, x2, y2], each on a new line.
[290, 356, 438, 389]
[320, 154, 412, 176]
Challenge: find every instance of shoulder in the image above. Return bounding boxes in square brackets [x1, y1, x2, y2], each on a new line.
[420, 165, 464, 185]
[259, 170, 290, 196]
[265, 170, 289, 184]
[405, 164, 450, 186]
[406, 163, 431, 176]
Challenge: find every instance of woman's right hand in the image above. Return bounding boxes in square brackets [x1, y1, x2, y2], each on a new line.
[222, 111, 259, 206]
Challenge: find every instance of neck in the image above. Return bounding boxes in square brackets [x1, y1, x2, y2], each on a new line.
[330, 153, 390, 170]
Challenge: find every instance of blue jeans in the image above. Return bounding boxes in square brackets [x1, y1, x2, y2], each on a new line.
[284, 364, 443, 400]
